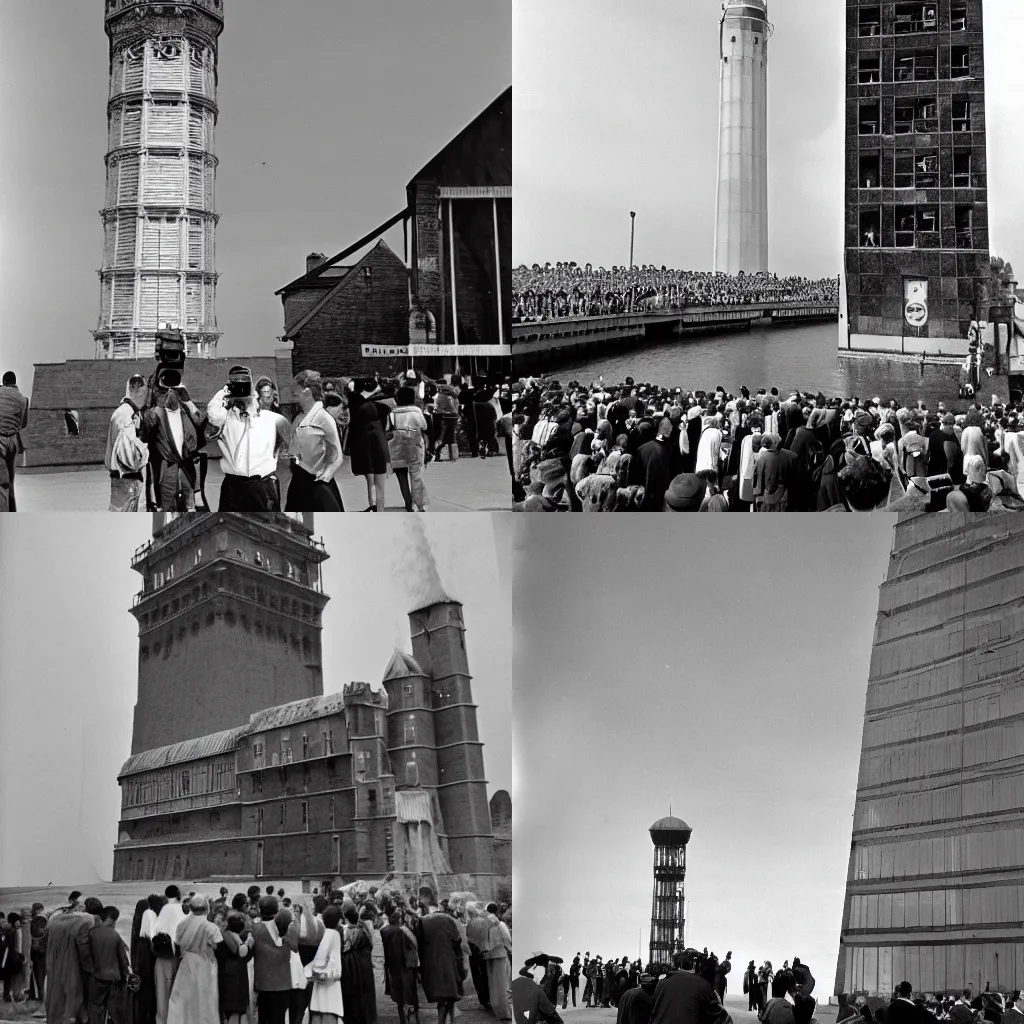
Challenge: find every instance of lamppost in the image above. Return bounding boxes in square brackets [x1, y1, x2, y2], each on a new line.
[630, 212, 636, 270]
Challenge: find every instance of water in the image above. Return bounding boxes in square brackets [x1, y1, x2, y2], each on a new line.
[542, 322, 976, 408]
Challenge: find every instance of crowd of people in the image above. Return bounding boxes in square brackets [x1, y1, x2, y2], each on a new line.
[0, 883, 513, 1024]
[837, 985, 1024, 1024]
[511, 265, 839, 322]
[509, 375, 1024, 512]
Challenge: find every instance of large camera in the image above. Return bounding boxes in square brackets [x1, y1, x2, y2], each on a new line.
[154, 325, 187, 390]
[225, 365, 254, 403]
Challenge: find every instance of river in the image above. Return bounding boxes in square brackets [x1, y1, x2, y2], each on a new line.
[537, 322, 982, 408]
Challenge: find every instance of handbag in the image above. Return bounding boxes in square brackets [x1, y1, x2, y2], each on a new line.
[290, 949, 308, 989]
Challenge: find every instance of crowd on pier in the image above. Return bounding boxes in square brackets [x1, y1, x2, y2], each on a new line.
[508, 376, 1024, 512]
[0, 883, 512, 1024]
[511, 265, 839, 322]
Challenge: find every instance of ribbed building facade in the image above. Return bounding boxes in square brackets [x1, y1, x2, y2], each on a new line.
[837, 514, 1024, 996]
[94, 0, 223, 359]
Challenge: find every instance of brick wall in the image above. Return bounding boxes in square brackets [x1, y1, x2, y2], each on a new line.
[286, 242, 410, 378]
[24, 357, 279, 467]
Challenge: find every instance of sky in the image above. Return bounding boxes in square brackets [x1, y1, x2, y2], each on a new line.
[513, 514, 896, 993]
[0, 513, 512, 887]
[0, 0, 511, 387]
[513, 0, 1024, 279]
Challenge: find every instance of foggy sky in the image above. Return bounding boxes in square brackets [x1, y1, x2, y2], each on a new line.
[512, 514, 895, 992]
[513, 0, 1024, 278]
[0, 514, 512, 887]
[0, 0, 511, 386]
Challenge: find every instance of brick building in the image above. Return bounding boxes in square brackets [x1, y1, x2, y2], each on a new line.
[113, 512, 504, 897]
[841, 0, 989, 356]
[836, 514, 1024, 996]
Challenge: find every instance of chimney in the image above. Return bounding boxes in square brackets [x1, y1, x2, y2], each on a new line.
[306, 253, 327, 274]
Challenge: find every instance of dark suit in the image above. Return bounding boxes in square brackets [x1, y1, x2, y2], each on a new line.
[1001, 1007, 1024, 1024]
[250, 919, 299, 1024]
[86, 924, 130, 1024]
[634, 438, 682, 511]
[948, 1004, 975, 1024]
[140, 403, 207, 511]
[651, 971, 715, 1024]
[618, 986, 653, 1024]
[886, 999, 922, 1024]
[512, 976, 562, 1024]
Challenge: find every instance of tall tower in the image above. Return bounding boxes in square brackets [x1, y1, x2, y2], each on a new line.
[714, 1, 770, 275]
[649, 815, 692, 966]
[94, 0, 223, 360]
[408, 597, 495, 879]
[129, 512, 329, 753]
[837, 515, 1024, 997]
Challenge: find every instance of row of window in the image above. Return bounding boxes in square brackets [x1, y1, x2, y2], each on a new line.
[124, 760, 232, 807]
[856, 204, 976, 249]
[857, 150, 974, 188]
[150, 548, 306, 592]
[858, 98, 972, 136]
[847, 884, 1024, 930]
[858, 4, 968, 37]
[852, 828, 1024, 883]
[856, 46, 971, 83]
[254, 786, 393, 835]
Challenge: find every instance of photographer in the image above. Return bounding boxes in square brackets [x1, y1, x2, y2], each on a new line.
[285, 370, 345, 512]
[105, 374, 150, 511]
[207, 365, 284, 513]
[141, 379, 209, 513]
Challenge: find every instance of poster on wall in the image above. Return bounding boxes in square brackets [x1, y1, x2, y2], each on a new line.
[904, 280, 928, 328]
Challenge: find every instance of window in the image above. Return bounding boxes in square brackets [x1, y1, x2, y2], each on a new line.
[356, 749, 371, 782]
[257, 807, 264, 834]
[895, 49, 936, 82]
[181, 770, 190, 795]
[951, 5, 967, 31]
[895, 205, 939, 247]
[894, 151, 915, 189]
[860, 208, 881, 248]
[301, 801, 308, 831]
[859, 102, 880, 136]
[321, 730, 332, 756]
[154, 571, 165, 589]
[915, 152, 938, 188]
[859, 6, 881, 36]
[253, 741, 264, 767]
[956, 206, 974, 248]
[953, 152, 971, 188]
[951, 46, 969, 78]
[895, 98, 937, 134]
[403, 718, 417, 745]
[302, 734, 309, 759]
[194, 547, 202, 566]
[895, 206, 916, 247]
[253, 774, 262, 795]
[254, 550, 262, 566]
[331, 797, 336, 829]
[859, 154, 880, 188]
[953, 100, 971, 132]
[858, 54, 880, 85]
[280, 802, 285, 827]
[368, 788, 377, 806]
[894, 3, 937, 34]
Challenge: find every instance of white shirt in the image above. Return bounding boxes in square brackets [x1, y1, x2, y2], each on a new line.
[140, 907, 159, 940]
[207, 388, 280, 478]
[153, 899, 186, 953]
[165, 407, 184, 456]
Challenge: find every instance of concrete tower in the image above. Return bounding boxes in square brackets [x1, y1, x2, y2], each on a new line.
[129, 512, 328, 753]
[94, 0, 223, 360]
[649, 814, 692, 965]
[714, 1, 770, 275]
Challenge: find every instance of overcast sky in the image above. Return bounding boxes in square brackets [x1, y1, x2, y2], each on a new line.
[513, 0, 1024, 279]
[513, 514, 895, 992]
[0, 0, 510, 386]
[0, 514, 511, 887]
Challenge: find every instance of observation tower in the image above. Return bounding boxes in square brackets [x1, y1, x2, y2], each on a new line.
[649, 814, 692, 965]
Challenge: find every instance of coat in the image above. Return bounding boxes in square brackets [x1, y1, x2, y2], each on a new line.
[45, 912, 95, 1023]
[250, 918, 299, 992]
[419, 912, 464, 1002]
[634, 438, 681, 511]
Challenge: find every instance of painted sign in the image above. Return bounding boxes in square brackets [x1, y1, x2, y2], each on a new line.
[409, 344, 511, 357]
[904, 280, 928, 328]
[360, 345, 409, 358]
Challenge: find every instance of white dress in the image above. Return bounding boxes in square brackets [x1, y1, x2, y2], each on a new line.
[308, 928, 344, 1017]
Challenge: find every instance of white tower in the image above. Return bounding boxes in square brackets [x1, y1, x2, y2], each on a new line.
[714, 1, 770, 276]
[94, 0, 224, 359]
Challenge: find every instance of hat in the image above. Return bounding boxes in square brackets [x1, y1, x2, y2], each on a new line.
[405, 369, 417, 380]
[687, 406, 702, 422]
[664, 473, 705, 511]
[524, 952, 564, 968]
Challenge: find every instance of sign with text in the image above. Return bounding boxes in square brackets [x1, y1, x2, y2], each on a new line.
[408, 344, 511, 357]
[360, 344, 409, 358]
[904, 279, 928, 328]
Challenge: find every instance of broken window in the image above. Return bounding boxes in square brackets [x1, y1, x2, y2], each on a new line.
[952, 100, 971, 132]
[894, 3, 938, 34]
[955, 206, 974, 248]
[64, 410, 81, 436]
[860, 208, 881, 248]
[895, 206, 917, 247]
[915, 153, 939, 188]
[951, 46, 970, 78]
[895, 49, 937, 81]
[951, 6, 967, 31]
[953, 152, 971, 188]
[858, 54, 881, 85]
[895, 98, 937, 134]
[859, 102, 880, 136]
[894, 151, 915, 189]
[859, 6, 881, 36]
[916, 207, 939, 246]
[859, 154, 880, 188]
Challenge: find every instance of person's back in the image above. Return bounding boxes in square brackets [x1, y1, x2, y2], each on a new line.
[651, 970, 715, 1024]
[764, 996, 797, 1024]
[618, 985, 653, 1024]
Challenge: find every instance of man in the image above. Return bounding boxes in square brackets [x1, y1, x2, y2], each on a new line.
[44, 904, 95, 1023]
[483, 902, 513, 1021]
[513, 955, 563, 1024]
[207, 366, 283, 512]
[618, 973, 658, 1024]
[86, 906, 129, 1024]
[744, 961, 758, 1012]
[763, 971, 798, 1024]
[465, 903, 492, 1012]
[27, 903, 47, 1001]
[650, 950, 715, 1024]
[569, 954, 581, 1008]
[886, 982, 921, 1024]
[142, 382, 207, 512]
[715, 952, 732, 1003]
[106, 374, 150, 511]
[949, 991, 975, 1024]
[250, 895, 299, 1024]
[1001, 991, 1024, 1024]
[0, 370, 29, 512]
[791, 959, 814, 998]
[152, 884, 186, 1024]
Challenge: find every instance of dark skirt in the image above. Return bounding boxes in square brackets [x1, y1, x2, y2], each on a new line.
[128, 935, 157, 1024]
[285, 462, 344, 511]
[341, 948, 377, 1024]
[349, 405, 390, 477]
[216, 944, 251, 1015]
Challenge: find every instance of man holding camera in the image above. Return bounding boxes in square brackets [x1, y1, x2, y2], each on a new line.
[207, 365, 284, 513]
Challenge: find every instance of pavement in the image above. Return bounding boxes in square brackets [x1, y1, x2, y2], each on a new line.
[13, 453, 513, 512]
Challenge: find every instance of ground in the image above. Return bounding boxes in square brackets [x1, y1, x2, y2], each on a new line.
[545, 993, 840, 1024]
[14, 454, 512, 511]
[0, 880, 496, 1024]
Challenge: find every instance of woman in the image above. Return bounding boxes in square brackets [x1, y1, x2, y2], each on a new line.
[286, 370, 345, 512]
[419, 908, 464, 1024]
[383, 908, 421, 1024]
[166, 894, 223, 1024]
[347, 379, 389, 511]
[324, 381, 350, 455]
[127, 898, 157, 1024]
[307, 905, 343, 1024]
[216, 912, 253, 1024]
[341, 904, 377, 1024]
[387, 385, 430, 511]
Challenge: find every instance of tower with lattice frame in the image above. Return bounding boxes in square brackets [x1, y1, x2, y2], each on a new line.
[94, 0, 223, 360]
[649, 814, 692, 966]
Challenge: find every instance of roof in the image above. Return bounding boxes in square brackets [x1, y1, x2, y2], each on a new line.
[248, 692, 349, 734]
[119, 726, 247, 778]
[650, 815, 692, 833]
[406, 86, 511, 191]
[382, 649, 425, 682]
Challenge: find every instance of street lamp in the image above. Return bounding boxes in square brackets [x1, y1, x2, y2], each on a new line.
[630, 211, 636, 269]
